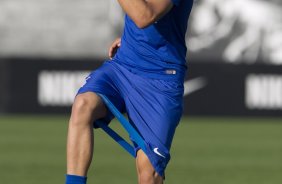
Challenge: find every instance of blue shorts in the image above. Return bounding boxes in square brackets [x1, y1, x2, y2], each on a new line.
[77, 60, 184, 176]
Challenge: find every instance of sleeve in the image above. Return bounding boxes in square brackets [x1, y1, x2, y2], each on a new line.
[170, 0, 182, 6]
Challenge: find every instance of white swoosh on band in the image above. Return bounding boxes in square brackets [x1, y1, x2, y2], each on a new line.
[183, 77, 207, 96]
[153, 148, 166, 158]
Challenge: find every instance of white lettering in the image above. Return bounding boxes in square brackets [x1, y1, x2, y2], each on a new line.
[246, 74, 282, 110]
[38, 71, 90, 106]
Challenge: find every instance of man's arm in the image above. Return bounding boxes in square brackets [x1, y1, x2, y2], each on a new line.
[117, 0, 174, 28]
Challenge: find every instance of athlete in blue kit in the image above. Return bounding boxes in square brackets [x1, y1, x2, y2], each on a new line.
[66, 0, 193, 184]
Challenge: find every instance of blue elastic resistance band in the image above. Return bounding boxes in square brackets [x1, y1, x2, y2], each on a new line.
[96, 93, 147, 157]
[95, 120, 135, 157]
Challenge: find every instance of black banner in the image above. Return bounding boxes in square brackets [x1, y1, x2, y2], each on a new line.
[183, 62, 282, 116]
[0, 58, 102, 113]
[1, 58, 282, 116]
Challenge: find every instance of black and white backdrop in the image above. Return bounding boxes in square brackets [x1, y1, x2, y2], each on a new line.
[0, 0, 281, 64]
[0, 0, 282, 115]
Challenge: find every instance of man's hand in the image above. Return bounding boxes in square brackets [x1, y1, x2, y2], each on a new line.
[109, 38, 121, 59]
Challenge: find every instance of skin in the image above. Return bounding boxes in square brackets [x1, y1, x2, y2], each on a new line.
[67, 92, 107, 176]
[117, 0, 173, 28]
[109, 37, 121, 59]
[67, 0, 174, 183]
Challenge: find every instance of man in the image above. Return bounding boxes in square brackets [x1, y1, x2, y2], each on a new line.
[66, 0, 193, 183]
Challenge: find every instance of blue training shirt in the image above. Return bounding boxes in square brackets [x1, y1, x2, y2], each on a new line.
[115, 0, 194, 82]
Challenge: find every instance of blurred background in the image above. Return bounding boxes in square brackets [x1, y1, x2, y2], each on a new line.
[0, 0, 282, 183]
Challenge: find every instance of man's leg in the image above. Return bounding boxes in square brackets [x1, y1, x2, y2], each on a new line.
[67, 92, 107, 177]
[136, 150, 164, 184]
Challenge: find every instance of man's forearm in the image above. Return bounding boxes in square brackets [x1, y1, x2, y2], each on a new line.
[117, 0, 173, 28]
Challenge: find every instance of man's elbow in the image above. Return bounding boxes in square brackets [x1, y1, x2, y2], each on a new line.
[135, 20, 151, 29]
[134, 12, 156, 29]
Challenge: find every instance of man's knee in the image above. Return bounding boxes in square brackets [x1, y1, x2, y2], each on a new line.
[71, 92, 107, 124]
[136, 150, 163, 184]
[139, 170, 161, 184]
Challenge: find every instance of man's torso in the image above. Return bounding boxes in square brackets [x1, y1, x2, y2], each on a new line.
[115, 0, 194, 82]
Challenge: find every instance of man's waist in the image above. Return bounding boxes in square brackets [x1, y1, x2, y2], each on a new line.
[115, 49, 186, 82]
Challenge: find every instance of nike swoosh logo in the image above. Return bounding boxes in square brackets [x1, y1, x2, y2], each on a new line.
[153, 148, 166, 158]
[183, 77, 207, 96]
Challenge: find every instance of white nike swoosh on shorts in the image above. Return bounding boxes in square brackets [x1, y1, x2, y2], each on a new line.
[153, 148, 166, 158]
